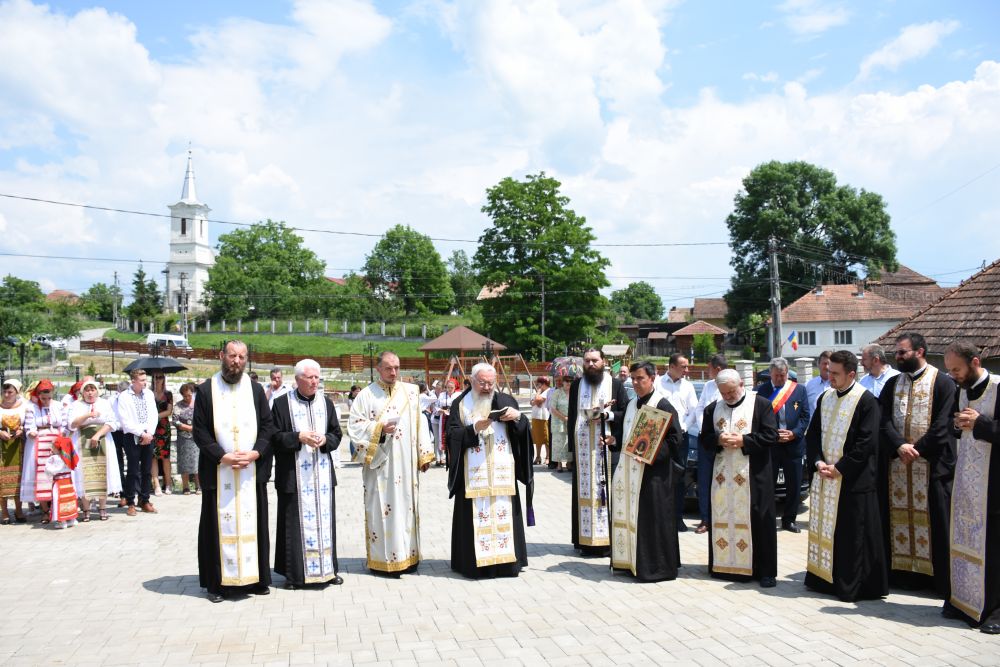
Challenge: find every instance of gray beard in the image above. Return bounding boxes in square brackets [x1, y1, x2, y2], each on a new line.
[221, 368, 244, 384]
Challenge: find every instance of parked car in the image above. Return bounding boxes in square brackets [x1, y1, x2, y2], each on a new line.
[145, 333, 193, 352]
[31, 334, 67, 350]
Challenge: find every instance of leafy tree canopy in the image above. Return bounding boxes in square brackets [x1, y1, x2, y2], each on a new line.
[448, 249, 479, 313]
[125, 263, 162, 322]
[363, 224, 454, 316]
[610, 281, 664, 322]
[79, 282, 122, 322]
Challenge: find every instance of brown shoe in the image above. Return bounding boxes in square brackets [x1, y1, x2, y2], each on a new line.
[118, 498, 128, 508]
[126, 506, 137, 517]
[140, 502, 158, 514]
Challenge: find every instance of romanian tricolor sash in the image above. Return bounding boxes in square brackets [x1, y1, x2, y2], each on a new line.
[710, 393, 757, 576]
[211, 373, 260, 587]
[769, 381, 797, 414]
[950, 375, 998, 622]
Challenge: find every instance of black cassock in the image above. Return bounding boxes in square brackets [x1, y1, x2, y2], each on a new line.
[271, 391, 342, 587]
[192, 377, 274, 596]
[567, 377, 630, 556]
[447, 390, 534, 579]
[700, 393, 778, 582]
[805, 386, 888, 601]
[950, 379, 1000, 628]
[877, 369, 956, 596]
[613, 393, 684, 582]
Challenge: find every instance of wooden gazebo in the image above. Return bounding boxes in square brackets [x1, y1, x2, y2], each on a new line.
[418, 326, 517, 389]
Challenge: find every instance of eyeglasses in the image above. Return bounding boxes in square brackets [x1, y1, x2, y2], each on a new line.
[475, 380, 495, 388]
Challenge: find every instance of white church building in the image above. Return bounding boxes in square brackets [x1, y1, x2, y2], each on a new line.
[164, 152, 214, 314]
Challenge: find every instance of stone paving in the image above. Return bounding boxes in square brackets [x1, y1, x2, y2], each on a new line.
[1, 461, 996, 666]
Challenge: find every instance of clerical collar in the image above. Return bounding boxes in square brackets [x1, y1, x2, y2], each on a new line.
[636, 392, 654, 407]
[726, 393, 746, 408]
[836, 382, 856, 397]
[294, 390, 316, 403]
[909, 364, 928, 380]
[376, 379, 395, 395]
[970, 370, 989, 391]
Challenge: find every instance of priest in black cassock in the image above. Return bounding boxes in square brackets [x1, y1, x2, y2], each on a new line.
[877, 332, 956, 595]
[943, 342, 1000, 634]
[193, 340, 274, 603]
[271, 359, 343, 590]
[805, 350, 888, 602]
[609, 360, 683, 582]
[568, 348, 630, 557]
[700, 369, 778, 587]
[447, 363, 533, 579]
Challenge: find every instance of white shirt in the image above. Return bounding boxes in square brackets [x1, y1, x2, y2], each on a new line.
[658, 374, 699, 434]
[806, 375, 831, 412]
[266, 383, 289, 408]
[689, 378, 721, 436]
[531, 387, 552, 421]
[859, 366, 901, 398]
[116, 386, 158, 437]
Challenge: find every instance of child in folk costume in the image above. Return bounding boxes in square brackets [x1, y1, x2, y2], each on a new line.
[45, 435, 80, 528]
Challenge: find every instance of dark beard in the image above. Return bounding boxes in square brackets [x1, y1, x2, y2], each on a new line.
[583, 367, 604, 386]
[960, 370, 982, 390]
[898, 356, 920, 374]
[221, 364, 246, 384]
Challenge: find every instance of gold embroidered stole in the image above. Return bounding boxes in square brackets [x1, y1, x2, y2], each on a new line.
[211, 373, 260, 586]
[459, 393, 517, 566]
[611, 389, 664, 574]
[575, 374, 612, 546]
[889, 367, 937, 575]
[710, 393, 756, 576]
[807, 383, 866, 583]
[950, 375, 998, 621]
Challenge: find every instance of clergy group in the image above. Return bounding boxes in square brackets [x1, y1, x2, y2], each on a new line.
[190, 338, 1000, 637]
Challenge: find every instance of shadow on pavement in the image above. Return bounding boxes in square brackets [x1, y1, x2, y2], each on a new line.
[142, 575, 208, 598]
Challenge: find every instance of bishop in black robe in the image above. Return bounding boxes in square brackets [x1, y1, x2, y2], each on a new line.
[877, 368, 956, 595]
[271, 389, 342, 589]
[700, 391, 779, 585]
[805, 384, 888, 601]
[447, 387, 534, 579]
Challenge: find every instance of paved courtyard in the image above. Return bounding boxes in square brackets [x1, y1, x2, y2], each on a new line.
[1, 462, 995, 666]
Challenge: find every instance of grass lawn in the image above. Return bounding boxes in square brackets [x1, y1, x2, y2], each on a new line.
[103, 329, 428, 357]
[75, 320, 114, 330]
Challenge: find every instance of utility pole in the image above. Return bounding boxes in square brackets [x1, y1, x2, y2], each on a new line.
[540, 273, 546, 362]
[768, 236, 783, 360]
[112, 270, 119, 327]
[179, 272, 189, 338]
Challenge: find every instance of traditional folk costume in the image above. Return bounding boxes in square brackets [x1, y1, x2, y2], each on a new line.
[611, 388, 683, 582]
[45, 436, 80, 526]
[877, 366, 956, 595]
[69, 397, 122, 501]
[272, 390, 342, 587]
[447, 389, 533, 579]
[948, 372, 1000, 629]
[21, 388, 66, 506]
[550, 388, 571, 466]
[192, 373, 274, 596]
[700, 392, 779, 582]
[805, 383, 888, 601]
[567, 375, 629, 556]
[0, 397, 28, 501]
[348, 380, 434, 574]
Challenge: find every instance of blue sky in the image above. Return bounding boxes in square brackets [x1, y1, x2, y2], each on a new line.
[1, 0, 999, 309]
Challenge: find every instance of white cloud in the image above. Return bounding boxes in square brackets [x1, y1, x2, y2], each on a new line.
[858, 20, 960, 80]
[743, 71, 780, 83]
[777, 0, 851, 36]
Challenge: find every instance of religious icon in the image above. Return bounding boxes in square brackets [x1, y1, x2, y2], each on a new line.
[623, 405, 673, 466]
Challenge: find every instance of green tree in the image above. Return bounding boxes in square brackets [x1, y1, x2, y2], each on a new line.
[724, 160, 897, 327]
[126, 263, 162, 322]
[321, 274, 403, 322]
[363, 225, 454, 316]
[475, 172, 610, 359]
[448, 249, 479, 313]
[0, 275, 45, 308]
[609, 281, 664, 322]
[692, 333, 718, 363]
[203, 219, 328, 319]
[79, 282, 121, 321]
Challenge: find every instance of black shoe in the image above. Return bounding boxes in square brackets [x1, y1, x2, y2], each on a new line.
[941, 602, 962, 620]
[251, 585, 270, 595]
[209, 592, 225, 603]
[283, 582, 299, 590]
[981, 622, 1000, 635]
[677, 522, 689, 533]
[332, 575, 344, 585]
[782, 521, 801, 534]
[760, 577, 777, 588]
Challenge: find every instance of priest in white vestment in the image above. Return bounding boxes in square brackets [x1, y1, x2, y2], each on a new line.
[193, 341, 274, 603]
[348, 351, 434, 576]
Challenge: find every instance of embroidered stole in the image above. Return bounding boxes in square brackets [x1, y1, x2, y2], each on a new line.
[51, 473, 78, 522]
[710, 393, 757, 576]
[889, 367, 937, 575]
[460, 393, 517, 567]
[807, 383, 866, 583]
[288, 391, 337, 583]
[575, 375, 613, 547]
[950, 375, 998, 622]
[611, 389, 664, 574]
[211, 373, 260, 586]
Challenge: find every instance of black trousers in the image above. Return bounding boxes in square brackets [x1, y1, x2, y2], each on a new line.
[123, 435, 153, 506]
[773, 440, 804, 523]
[111, 430, 127, 492]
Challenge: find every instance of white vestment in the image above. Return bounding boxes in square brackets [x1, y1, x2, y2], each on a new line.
[574, 374, 613, 547]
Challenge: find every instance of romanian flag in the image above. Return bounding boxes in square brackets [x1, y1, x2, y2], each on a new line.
[786, 330, 799, 351]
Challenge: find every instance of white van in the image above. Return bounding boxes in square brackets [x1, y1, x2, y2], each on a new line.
[146, 333, 193, 352]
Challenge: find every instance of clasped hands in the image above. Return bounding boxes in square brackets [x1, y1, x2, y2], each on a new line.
[221, 450, 259, 469]
[897, 442, 921, 464]
[816, 461, 841, 479]
[298, 430, 326, 449]
[776, 429, 795, 443]
[718, 432, 744, 449]
[954, 407, 979, 432]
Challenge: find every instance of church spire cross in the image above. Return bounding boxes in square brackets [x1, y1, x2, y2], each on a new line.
[180, 149, 199, 203]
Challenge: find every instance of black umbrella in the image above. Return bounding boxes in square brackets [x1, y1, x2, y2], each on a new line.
[122, 357, 188, 374]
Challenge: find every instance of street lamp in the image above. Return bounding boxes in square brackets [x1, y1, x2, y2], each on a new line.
[366, 341, 376, 383]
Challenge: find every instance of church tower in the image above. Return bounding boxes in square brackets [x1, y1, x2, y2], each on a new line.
[165, 151, 214, 315]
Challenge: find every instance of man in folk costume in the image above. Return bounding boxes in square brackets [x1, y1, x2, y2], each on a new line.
[701, 369, 779, 587]
[805, 350, 888, 601]
[193, 340, 274, 603]
[754, 357, 810, 533]
[271, 359, 344, 590]
[348, 351, 434, 576]
[446, 363, 533, 578]
[567, 348, 629, 557]
[877, 332, 956, 594]
[942, 342, 1000, 634]
[610, 360, 683, 582]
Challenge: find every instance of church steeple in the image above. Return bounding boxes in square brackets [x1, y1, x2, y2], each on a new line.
[166, 149, 214, 316]
[180, 150, 199, 204]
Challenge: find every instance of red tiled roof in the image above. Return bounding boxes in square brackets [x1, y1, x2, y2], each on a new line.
[782, 284, 921, 323]
[326, 277, 347, 286]
[876, 258, 1000, 359]
[673, 320, 728, 336]
[46, 289, 78, 302]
